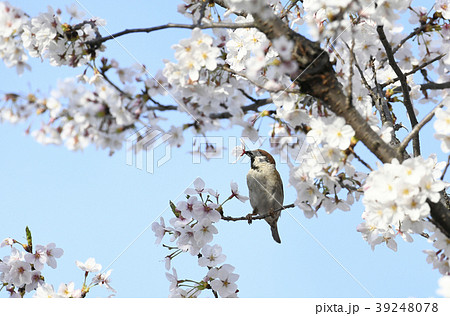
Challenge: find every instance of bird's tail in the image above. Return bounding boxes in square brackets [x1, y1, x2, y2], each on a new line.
[271, 224, 281, 244]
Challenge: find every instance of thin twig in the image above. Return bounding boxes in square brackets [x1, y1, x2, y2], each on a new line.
[344, 42, 377, 105]
[346, 29, 355, 107]
[380, 54, 446, 88]
[221, 204, 295, 222]
[349, 148, 374, 171]
[86, 22, 257, 46]
[336, 178, 364, 193]
[371, 59, 401, 148]
[238, 88, 257, 102]
[212, 0, 247, 17]
[222, 65, 300, 94]
[145, 97, 272, 118]
[209, 98, 273, 119]
[147, 97, 178, 111]
[99, 69, 132, 98]
[379, 24, 428, 67]
[421, 81, 450, 91]
[196, 1, 208, 26]
[398, 101, 445, 153]
[441, 155, 450, 181]
[280, 0, 301, 19]
[378, 25, 421, 157]
[371, 58, 392, 126]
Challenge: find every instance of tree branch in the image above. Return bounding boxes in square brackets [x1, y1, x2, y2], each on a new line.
[209, 98, 273, 119]
[420, 81, 450, 91]
[441, 155, 450, 181]
[430, 194, 450, 239]
[379, 24, 428, 67]
[380, 54, 446, 88]
[280, 0, 302, 19]
[86, 22, 257, 46]
[397, 101, 445, 153]
[145, 97, 273, 119]
[147, 97, 178, 112]
[196, 1, 208, 26]
[377, 25, 420, 157]
[221, 204, 295, 222]
[221, 65, 300, 94]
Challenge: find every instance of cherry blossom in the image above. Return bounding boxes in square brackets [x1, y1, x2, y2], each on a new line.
[435, 0, 450, 19]
[156, 180, 239, 297]
[34, 283, 58, 298]
[44, 243, 64, 269]
[209, 264, 240, 298]
[92, 270, 116, 293]
[1, 228, 110, 298]
[0, 238, 14, 248]
[437, 275, 450, 297]
[185, 177, 209, 195]
[198, 244, 226, 267]
[360, 156, 447, 252]
[229, 181, 249, 202]
[24, 246, 47, 271]
[75, 257, 102, 273]
[0, 1, 29, 74]
[58, 282, 82, 298]
[434, 98, 450, 152]
[8, 261, 32, 287]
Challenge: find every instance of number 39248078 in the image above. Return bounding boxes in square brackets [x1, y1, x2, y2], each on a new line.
[375, 302, 438, 313]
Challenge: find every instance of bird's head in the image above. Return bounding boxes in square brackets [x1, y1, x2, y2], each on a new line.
[244, 149, 276, 169]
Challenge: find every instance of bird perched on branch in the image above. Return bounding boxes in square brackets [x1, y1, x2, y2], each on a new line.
[244, 149, 284, 243]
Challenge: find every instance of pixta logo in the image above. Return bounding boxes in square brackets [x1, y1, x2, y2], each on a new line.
[126, 127, 172, 173]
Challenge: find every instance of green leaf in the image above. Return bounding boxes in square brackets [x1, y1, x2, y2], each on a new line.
[25, 226, 33, 252]
[169, 200, 180, 217]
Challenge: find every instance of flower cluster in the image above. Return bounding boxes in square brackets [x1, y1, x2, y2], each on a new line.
[162, 27, 251, 129]
[307, 116, 355, 151]
[164, 28, 220, 85]
[0, 240, 63, 297]
[33, 257, 114, 298]
[152, 178, 244, 297]
[435, 0, 450, 19]
[359, 156, 447, 251]
[21, 7, 105, 67]
[0, 2, 105, 71]
[302, 0, 411, 40]
[437, 275, 450, 297]
[0, 1, 30, 74]
[225, 0, 266, 13]
[0, 230, 114, 298]
[271, 102, 365, 220]
[225, 15, 270, 72]
[1, 76, 140, 153]
[424, 228, 450, 277]
[434, 98, 450, 153]
[287, 146, 366, 219]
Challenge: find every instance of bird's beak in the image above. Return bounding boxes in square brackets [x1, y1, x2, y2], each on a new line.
[244, 151, 252, 157]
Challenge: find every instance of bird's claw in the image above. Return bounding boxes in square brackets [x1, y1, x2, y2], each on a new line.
[246, 213, 253, 225]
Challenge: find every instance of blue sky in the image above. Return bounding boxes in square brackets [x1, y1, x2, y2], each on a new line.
[0, 0, 446, 298]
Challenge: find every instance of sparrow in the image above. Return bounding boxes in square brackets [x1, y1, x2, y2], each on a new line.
[244, 149, 284, 243]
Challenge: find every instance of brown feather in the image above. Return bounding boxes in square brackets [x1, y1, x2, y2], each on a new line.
[257, 149, 276, 165]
